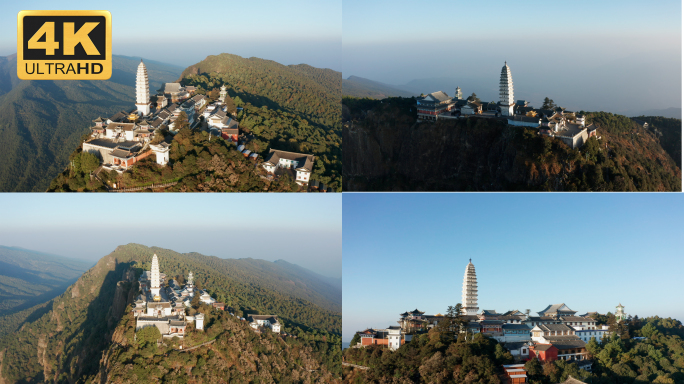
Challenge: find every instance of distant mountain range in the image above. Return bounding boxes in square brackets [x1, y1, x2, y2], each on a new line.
[629, 107, 681, 120]
[0, 54, 183, 192]
[344, 74, 682, 121]
[0, 245, 92, 338]
[343, 75, 414, 99]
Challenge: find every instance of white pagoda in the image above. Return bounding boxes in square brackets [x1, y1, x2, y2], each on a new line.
[461, 259, 479, 316]
[615, 303, 627, 322]
[219, 85, 227, 102]
[135, 60, 151, 116]
[498, 61, 514, 116]
[150, 253, 161, 301]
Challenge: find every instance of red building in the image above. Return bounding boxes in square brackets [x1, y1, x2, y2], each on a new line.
[529, 344, 558, 362]
[503, 364, 528, 383]
[357, 329, 406, 347]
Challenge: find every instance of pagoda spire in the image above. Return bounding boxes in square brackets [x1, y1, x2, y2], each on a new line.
[461, 260, 479, 315]
[498, 61, 514, 116]
[135, 60, 151, 115]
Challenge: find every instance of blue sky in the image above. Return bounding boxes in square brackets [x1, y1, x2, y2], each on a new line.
[342, 193, 684, 341]
[0, 0, 341, 69]
[0, 194, 342, 279]
[342, 0, 681, 115]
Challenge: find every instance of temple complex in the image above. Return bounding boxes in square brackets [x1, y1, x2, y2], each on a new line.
[82, 62, 242, 173]
[134, 254, 207, 339]
[354, 259, 613, 368]
[414, 61, 598, 149]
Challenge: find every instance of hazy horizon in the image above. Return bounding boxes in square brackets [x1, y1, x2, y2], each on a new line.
[0, 195, 342, 279]
[343, 0, 681, 116]
[0, 0, 341, 71]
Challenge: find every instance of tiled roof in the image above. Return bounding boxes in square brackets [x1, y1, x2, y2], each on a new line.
[264, 149, 315, 172]
[164, 83, 182, 93]
[532, 344, 555, 351]
[538, 324, 574, 333]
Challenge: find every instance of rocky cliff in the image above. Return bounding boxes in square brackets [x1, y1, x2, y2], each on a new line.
[343, 98, 681, 191]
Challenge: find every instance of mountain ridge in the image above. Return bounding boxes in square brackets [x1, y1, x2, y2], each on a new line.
[343, 75, 415, 99]
[0, 243, 341, 383]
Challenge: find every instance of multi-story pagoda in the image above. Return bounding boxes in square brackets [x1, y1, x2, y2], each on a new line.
[461, 259, 479, 316]
[150, 253, 161, 301]
[615, 303, 627, 322]
[498, 61, 514, 116]
[135, 60, 151, 116]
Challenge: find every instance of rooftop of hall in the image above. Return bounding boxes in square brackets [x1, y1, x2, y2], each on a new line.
[85, 138, 141, 150]
[555, 123, 585, 138]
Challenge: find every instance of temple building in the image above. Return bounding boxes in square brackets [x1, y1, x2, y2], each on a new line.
[530, 323, 588, 361]
[537, 303, 577, 317]
[461, 259, 479, 316]
[416, 91, 457, 121]
[499, 62, 515, 116]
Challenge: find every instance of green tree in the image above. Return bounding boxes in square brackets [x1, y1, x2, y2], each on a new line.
[175, 111, 190, 131]
[349, 333, 360, 347]
[541, 97, 556, 109]
[467, 93, 481, 103]
[224, 95, 237, 115]
[136, 325, 161, 349]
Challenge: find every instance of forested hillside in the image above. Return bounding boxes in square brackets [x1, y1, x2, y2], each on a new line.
[0, 55, 182, 192]
[0, 244, 341, 383]
[180, 53, 342, 190]
[0, 246, 91, 338]
[48, 128, 302, 192]
[343, 97, 681, 191]
[632, 115, 682, 168]
[344, 306, 684, 384]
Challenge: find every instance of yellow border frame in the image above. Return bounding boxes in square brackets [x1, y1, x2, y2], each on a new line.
[17, 10, 112, 80]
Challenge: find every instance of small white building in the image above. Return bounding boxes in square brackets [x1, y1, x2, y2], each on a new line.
[150, 142, 171, 166]
[388, 326, 402, 351]
[261, 149, 315, 186]
[247, 315, 281, 333]
[576, 326, 610, 343]
[195, 313, 204, 331]
[199, 290, 216, 305]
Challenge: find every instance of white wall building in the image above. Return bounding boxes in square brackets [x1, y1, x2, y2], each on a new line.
[388, 326, 402, 351]
[248, 315, 281, 333]
[195, 313, 204, 331]
[262, 149, 315, 186]
[150, 142, 170, 166]
[576, 327, 610, 343]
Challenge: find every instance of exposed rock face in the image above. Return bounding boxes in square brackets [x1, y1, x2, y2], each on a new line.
[344, 109, 545, 191]
[343, 102, 681, 191]
[109, 282, 130, 328]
